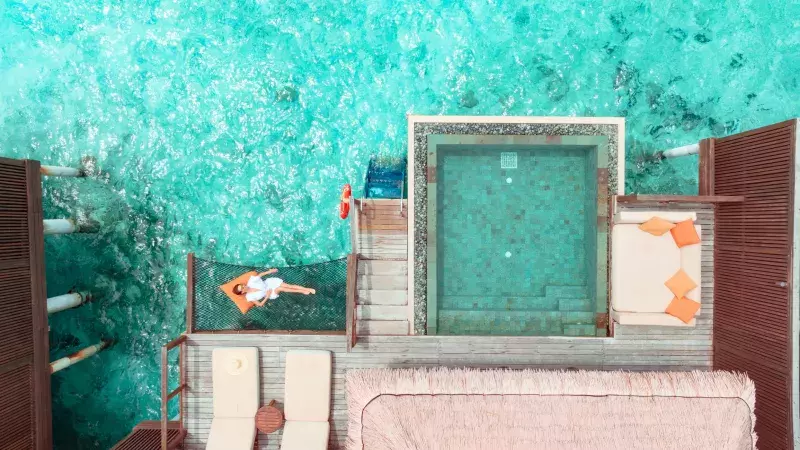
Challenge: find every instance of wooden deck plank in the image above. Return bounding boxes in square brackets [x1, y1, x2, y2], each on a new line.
[358, 260, 407, 275]
[357, 320, 409, 335]
[356, 305, 407, 320]
[357, 289, 407, 305]
[357, 274, 407, 290]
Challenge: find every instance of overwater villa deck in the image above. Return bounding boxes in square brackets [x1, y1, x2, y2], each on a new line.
[94, 117, 800, 449]
[0, 116, 800, 450]
[177, 199, 718, 449]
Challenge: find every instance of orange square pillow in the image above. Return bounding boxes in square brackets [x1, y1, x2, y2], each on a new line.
[666, 296, 701, 323]
[220, 271, 258, 314]
[664, 269, 697, 299]
[638, 217, 676, 236]
[670, 219, 700, 247]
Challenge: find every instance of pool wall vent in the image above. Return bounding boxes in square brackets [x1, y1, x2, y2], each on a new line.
[500, 152, 518, 169]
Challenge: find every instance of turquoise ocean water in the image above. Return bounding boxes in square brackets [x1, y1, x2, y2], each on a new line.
[0, 1, 798, 448]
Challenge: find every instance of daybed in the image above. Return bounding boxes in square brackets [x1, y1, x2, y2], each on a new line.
[611, 210, 702, 326]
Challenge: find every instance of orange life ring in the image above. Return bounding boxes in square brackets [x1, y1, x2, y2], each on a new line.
[339, 184, 352, 219]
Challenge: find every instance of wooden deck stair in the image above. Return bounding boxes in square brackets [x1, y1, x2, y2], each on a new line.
[354, 199, 409, 335]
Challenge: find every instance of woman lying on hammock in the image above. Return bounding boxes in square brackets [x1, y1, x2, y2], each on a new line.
[232, 269, 316, 307]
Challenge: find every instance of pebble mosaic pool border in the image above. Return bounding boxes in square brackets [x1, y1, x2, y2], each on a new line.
[410, 118, 623, 335]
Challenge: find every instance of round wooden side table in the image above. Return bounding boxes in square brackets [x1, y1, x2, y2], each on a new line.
[255, 400, 284, 434]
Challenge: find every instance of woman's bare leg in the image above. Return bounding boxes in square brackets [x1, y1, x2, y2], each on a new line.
[275, 285, 316, 295]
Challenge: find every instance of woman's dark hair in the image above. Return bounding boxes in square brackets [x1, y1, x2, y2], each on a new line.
[232, 284, 245, 295]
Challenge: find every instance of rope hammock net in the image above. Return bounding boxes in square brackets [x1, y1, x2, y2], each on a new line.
[191, 256, 347, 331]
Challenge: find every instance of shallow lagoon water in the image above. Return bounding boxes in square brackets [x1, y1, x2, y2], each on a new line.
[1, 0, 799, 447]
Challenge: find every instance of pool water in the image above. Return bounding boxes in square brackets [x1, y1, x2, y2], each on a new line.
[435, 145, 599, 336]
[1, 0, 798, 448]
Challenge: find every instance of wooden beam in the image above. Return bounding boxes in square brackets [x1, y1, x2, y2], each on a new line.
[186, 253, 195, 333]
[346, 253, 358, 352]
[615, 195, 743, 204]
[190, 329, 346, 335]
[26, 159, 52, 450]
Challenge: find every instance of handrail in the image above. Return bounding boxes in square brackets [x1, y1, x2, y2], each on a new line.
[615, 195, 744, 204]
[399, 167, 405, 216]
[349, 197, 359, 256]
[186, 253, 195, 333]
[161, 334, 187, 450]
[346, 253, 358, 352]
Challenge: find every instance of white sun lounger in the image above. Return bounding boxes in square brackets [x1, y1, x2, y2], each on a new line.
[280, 350, 332, 450]
[206, 347, 259, 450]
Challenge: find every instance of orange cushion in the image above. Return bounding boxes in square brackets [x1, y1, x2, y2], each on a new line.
[670, 219, 701, 247]
[638, 217, 676, 236]
[220, 271, 258, 314]
[664, 269, 697, 299]
[666, 296, 701, 323]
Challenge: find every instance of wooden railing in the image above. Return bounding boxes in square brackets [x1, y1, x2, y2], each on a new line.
[346, 253, 359, 352]
[161, 334, 187, 450]
[346, 197, 360, 352]
[615, 195, 744, 204]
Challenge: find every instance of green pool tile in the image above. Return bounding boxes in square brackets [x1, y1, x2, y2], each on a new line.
[429, 143, 606, 336]
[564, 324, 597, 337]
[546, 285, 590, 299]
[561, 311, 595, 325]
[558, 298, 594, 312]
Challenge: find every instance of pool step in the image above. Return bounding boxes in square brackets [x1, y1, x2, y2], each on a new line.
[545, 285, 590, 299]
[355, 271, 409, 336]
[358, 259, 408, 276]
[439, 296, 593, 312]
[358, 274, 406, 290]
[357, 305, 407, 320]
[357, 320, 409, 335]
[436, 310, 596, 336]
[358, 289, 407, 305]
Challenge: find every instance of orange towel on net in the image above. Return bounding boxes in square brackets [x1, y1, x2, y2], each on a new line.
[220, 271, 258, 314]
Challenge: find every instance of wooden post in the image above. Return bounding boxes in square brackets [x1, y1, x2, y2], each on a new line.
[50, 340, 111, 374]
[43, 218, 99, 234]
[661, 143, 700, 158]
[43, 219, 77, 235]
[698, 138, 716, 195]
[186, 253, 195, 334]
[40, 165, 85, 177]
[162, 335, 187, 450]
[46, 292, 90, 314]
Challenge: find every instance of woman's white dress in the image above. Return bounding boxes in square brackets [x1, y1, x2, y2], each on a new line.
[245, 276, 283, 302]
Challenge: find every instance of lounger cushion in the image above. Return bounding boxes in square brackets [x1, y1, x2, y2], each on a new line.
[206, 417, 257, 450]
[284, 350, 331, 422]
[612, 224, 703, 315]
[681, 239, 702, 300]
[212, 347, 259, 417]
[615, 210, 696, 224]
[611, 309, 696, 327]
[664, 269, 697, 299]
[671, 219, 701, 247]
[612, 225, 680, 313]
[280, 421, 330, 450]
[638, 217, 676, 236]
[666, 296, 701, 323]
[219, 271, 257, 314]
